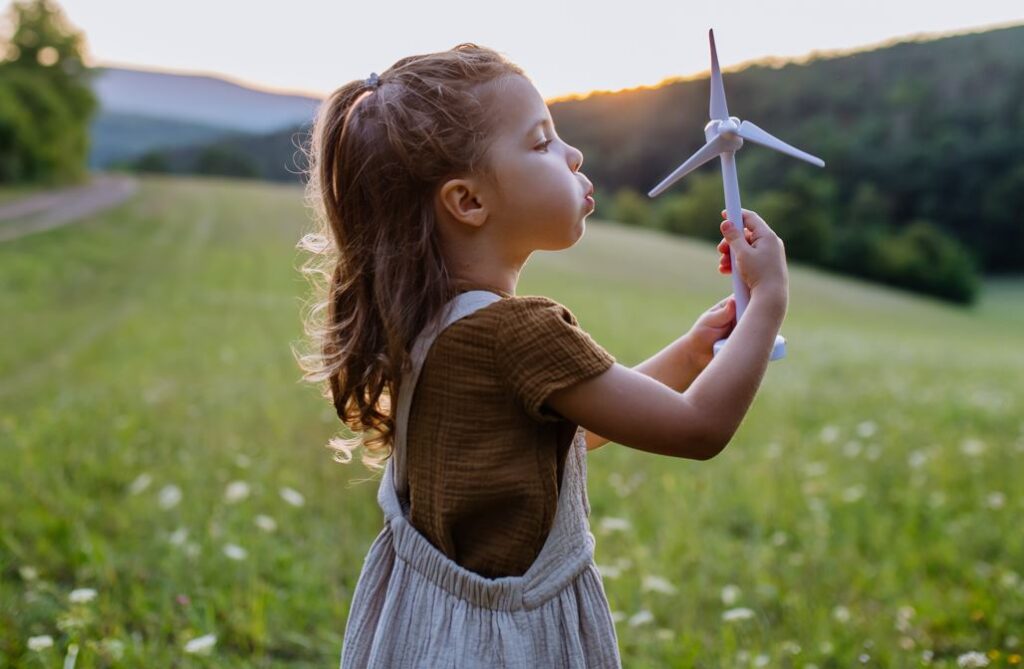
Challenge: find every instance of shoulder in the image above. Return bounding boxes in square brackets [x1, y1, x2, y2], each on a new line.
[495, 295, 580, 328]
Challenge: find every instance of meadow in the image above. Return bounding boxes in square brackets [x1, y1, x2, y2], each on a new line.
[1, 174, 1021, 667]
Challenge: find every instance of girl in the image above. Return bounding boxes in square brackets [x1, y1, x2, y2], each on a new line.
[295, 44, 788, 668]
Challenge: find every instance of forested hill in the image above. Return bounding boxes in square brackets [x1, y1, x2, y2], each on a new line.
[550, 23, 1024, 279]
[127, 23, 1024, 301]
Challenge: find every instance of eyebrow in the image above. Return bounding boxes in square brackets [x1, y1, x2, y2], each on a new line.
[524, 118, 552, 137]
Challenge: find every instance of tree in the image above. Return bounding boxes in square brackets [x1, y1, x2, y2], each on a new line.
[0, 0, 97, 184]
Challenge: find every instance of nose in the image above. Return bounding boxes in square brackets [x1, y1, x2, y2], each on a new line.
[568, 144, 583, 172]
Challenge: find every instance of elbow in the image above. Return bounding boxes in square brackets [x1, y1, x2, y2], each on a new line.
[693, 428, 731, 461]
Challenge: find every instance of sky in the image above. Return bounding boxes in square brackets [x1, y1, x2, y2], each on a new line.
[8, 0, 1023, 101]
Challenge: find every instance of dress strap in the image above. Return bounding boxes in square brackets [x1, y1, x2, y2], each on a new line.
[383, 290, 504, 516]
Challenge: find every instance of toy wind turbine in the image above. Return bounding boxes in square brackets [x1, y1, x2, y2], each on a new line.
[648, 29, 825, 361]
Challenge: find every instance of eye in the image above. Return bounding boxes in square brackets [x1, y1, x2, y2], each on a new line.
[535, 139, 554, 151]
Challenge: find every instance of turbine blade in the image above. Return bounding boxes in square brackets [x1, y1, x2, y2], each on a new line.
[709, 29, 729, 120]
[737, 120, 826, 167]
[648, 136, 727, 197]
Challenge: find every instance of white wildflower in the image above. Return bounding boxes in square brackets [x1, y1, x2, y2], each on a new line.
[842, 440, 863, 458]
[19, 565, 39, 581]
[158, 484, 182, 510]
[224, 480, 250, 504]
[802, 461, 827, 477]
[609, 610, 626, 623]
[1000, 570, 1020, 589]
[598, 517, 631, 534]
[100, 638, 125, 660]
[183, 633, 217, 655]
[627, 609, 654, 627]
[960, 438, 986, 457]
[908, 450, 928, 468]
[856, 421, 877, 438]
[832, 605, 851, 623]
[27, 635, 54, 651]
[859, 654, 871, 663]
[68, 588, 97, 604]
[641, 575, 677, 595]
[185, 542, 201, 558]
[223, 543, 247, 561]
[128, 472, 152, 495]
[781, 640, 801, 655]
[721, 584, 742, 605]
[254, 514, 277, 532]
[168, 527, 188, 546]
[655, 628, 673, 641]
[279, 486, 305, 507]
[770, 531, 788, 547]
[754, 654, 770, 667]
[985, 491, 1006, 509]
[820, 425, 839, 443]
[722, 607, 755, 622]
[957, 651, 989, 667]
[841, 485, 865, 503]
[596, 564, 621, 579]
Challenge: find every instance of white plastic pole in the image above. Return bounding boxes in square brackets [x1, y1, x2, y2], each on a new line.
[719, 150, 749, 321]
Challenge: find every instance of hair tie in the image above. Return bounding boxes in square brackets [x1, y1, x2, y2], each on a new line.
[365, 72, 381, 89]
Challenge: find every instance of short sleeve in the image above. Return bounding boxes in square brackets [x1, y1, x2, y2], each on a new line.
[494, 297, 616, 423]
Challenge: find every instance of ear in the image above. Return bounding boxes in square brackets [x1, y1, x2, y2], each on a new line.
[437, 177, 489, 228]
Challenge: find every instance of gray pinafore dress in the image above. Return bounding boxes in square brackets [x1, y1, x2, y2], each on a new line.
[339, 290, 622, 668]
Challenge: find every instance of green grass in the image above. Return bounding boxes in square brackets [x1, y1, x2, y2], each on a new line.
[2, 174, 1021, 667]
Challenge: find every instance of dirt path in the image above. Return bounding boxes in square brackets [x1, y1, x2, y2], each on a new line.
[0, 173, 139, 242]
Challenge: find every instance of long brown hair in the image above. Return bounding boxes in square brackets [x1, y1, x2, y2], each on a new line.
[293, 44, 524, 471]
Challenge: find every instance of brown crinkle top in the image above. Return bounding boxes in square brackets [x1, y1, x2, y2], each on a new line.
[406, 286, 616, 579]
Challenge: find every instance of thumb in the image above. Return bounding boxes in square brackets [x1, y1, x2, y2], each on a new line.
[720, 218, 746, 247]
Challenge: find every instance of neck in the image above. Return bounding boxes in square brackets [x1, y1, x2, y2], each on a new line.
[440, 226, 526, 298]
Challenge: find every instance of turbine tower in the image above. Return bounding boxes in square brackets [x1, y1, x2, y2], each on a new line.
[648, 29, 825, 361]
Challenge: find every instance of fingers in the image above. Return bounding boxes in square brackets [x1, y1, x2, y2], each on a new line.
[721, 208, 771, 239]
[720, 218, 745, 247]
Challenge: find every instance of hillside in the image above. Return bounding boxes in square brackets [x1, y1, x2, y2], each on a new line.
[0, 174, 1020, 665]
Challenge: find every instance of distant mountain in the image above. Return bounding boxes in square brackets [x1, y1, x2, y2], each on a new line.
[86, 66, 324, 168]
[88, 111, 249, 169]
[90, 66, 321, 133]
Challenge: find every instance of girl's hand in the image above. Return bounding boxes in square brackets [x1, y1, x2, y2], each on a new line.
[717, 208, 789, 307]
[685, 295, 736, 370]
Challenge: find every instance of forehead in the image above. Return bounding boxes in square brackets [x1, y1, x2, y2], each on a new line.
[484, 74, 551, 138]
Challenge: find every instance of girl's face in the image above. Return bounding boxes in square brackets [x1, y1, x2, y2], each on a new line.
[480, 74, 594, 255]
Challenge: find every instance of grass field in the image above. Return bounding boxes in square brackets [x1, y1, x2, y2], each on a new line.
[1, 174, 1021, 668]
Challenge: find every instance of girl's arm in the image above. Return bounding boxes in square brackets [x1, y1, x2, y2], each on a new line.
[548, 290, 786, 461]
[583, 332, 704, 451]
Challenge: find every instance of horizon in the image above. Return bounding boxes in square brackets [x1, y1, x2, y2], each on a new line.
[83, 18, 1024, 104]
[19, 0, 1024, 103]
